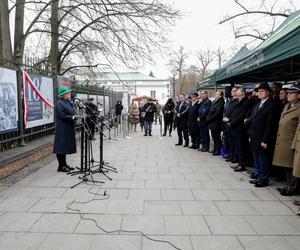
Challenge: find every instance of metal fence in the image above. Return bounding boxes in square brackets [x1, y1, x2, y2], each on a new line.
[0, 57, 123, 152]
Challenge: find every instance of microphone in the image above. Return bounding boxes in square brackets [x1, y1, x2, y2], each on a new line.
[74, 98, 86, 109]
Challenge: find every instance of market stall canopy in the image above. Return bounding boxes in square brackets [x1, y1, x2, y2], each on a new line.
[216, 10, 300, 84]
[195, 46, 250, 90]
[195, 74, 216, 90]
[132, 95, 157, 101]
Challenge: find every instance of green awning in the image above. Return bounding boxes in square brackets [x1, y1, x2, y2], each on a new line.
[195, 74, 216, 90]
[216, 10, 300, 83]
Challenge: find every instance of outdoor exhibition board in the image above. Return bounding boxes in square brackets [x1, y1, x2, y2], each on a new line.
[0, 67, 18, 134]
[23, 71, 54, 128]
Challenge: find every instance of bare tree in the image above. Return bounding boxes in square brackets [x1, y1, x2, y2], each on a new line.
[2, 0, 180, 75]
[197, 49, 215, 79]
[220, 0, 297, 42]
[215, 47, 227, 69]
[168, 46, 189, 80]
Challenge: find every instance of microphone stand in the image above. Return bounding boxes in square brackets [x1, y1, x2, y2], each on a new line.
[68, 113, 105, 189]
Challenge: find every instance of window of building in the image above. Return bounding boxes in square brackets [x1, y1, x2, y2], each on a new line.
[150, 91, 156, 99]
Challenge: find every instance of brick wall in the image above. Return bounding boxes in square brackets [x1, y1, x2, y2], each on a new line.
[0, 144, 53, 179]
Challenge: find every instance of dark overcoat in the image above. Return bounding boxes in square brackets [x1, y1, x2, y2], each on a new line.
[230, 97, 253, 136]
[143, 102, 157, 122]
[198, 98, 212, 123]
[249, 98, 277, 152]
[206, 98, 224, 131]
[174, 100, 189, 129]
[188, 101, 200, 134]
[53, 98, 77, 155]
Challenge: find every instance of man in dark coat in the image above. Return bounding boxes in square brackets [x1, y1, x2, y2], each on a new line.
[115, 101, 123, 124]
[188, 92, 200, 149]
[175, 94, 189, 147]
[248, 83, 277, 187]
[162, 98, 175, 136]
[207, 91, 224, 155]
[227, 88, 253, 172]
[197, 91, 212, 152]
[222, 87, 239, 162]
[86, 97, 99, 139]
[53, 86, 77, 172]
[143, 100, 157, 136]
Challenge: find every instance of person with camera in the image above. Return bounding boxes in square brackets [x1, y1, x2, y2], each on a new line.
[53, 86, 77, 173]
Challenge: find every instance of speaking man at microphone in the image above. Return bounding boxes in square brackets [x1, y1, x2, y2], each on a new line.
[53, 86, 77, 172]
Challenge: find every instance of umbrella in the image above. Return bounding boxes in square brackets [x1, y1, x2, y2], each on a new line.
[132, 95, 157, 101]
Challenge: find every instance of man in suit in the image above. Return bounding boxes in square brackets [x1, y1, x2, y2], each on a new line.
[223, 87, 239, 162]
[207, 90, 225, 155]
[227, 88, 253, 172]
[175, 94, 189, 147]
[188, 92, 200, 149]
[197, 90, 212, 152]
[249, 83, 277, 187]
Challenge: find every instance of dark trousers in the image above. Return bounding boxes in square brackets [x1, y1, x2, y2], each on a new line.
[199, 123, 210, 149]
[144, 121, 153, 135]
[253, 151, 269, 183]
[164, 117, 173, 135]
[177, 126, 189, 145]
[224, 128, 237, 159]
[56, 154, 67, 167]
[285, 168, 300, 193]
[190, 132, 200, 147]
[233, 131, 248, 168]
[87, 119, 95, 138]
[210, 129, 221, 153]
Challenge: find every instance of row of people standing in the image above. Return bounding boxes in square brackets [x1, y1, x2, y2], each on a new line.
[173, 81, 300, 190]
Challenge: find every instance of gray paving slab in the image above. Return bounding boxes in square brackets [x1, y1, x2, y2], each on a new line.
[205, 215, 257, 235]
[0, 232, 48, 250]
[190, 236, 244, 250]
[238, 236, 296, 250]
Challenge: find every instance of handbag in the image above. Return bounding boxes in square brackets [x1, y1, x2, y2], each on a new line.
[141, 106, 150, 118]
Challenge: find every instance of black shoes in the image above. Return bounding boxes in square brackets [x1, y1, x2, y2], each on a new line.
[65, 165, 75, 171]
[144, 134, 148, 136]
[249, 179, 259, 184]
[162, 133, 166, 136]
[255, 181, 269, 188]
[201, 148, 209, 152]
[249, 173, 258, 179]
[57, 166, 71, 173]
[234, 166, 246, 172]
[169, 133, 172, 137]
[175, 143, 182, 146]
[183, 144, 188, 147]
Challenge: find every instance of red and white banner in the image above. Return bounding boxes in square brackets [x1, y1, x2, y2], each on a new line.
[22, 69, 54, 126]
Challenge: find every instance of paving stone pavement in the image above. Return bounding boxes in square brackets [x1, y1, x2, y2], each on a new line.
[1, 125, 300, 249]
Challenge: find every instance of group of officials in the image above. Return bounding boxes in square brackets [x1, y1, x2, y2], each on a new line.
[173, 81, 300, 191]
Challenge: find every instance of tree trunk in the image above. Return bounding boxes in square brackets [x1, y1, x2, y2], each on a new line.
[51, 0, 59, 75]
[0, 0, 13, 60]
[14, 0, 25, 62]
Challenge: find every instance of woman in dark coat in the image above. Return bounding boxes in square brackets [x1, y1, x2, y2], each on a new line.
[53, 86, 77, 172]
[162, 98, 175, 136]
[207, 91, 225, 155]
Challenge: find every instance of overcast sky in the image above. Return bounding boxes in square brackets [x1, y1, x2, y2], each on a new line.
[142, 0, 300, 79]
